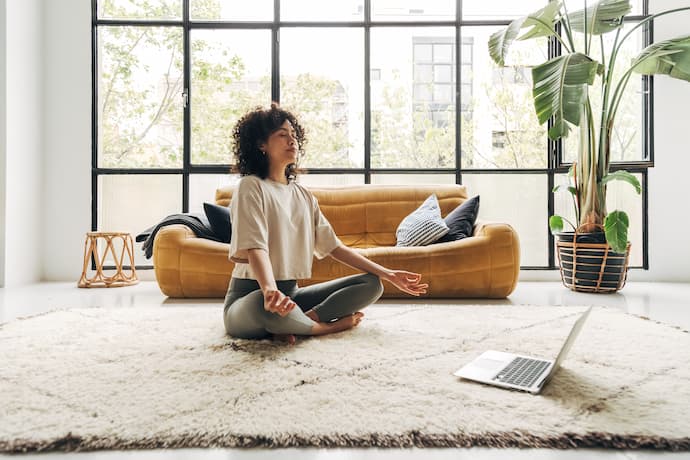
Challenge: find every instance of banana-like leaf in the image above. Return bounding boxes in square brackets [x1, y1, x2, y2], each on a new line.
[568, 0, 631, 35]
[532, 53, 603, 139]
[633, 36, 690, 83]
[604, 210, 629, 254]
[488, 1, 561, 66]
[601, 170, 641, 194]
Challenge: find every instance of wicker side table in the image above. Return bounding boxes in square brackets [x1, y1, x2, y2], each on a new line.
[78, 232, 139, 288]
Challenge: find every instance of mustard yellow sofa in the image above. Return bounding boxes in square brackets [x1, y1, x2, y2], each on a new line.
[153, 184, 520, 298]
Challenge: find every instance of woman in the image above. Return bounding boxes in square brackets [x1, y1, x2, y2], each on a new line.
[224, 104, 427, 344]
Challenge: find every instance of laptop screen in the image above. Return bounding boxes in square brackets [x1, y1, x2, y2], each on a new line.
[546, 307, 592, 378]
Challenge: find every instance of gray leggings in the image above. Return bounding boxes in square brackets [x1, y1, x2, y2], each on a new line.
[223, 273, 384, 339]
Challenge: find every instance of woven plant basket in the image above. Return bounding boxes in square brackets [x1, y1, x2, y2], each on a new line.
[555, 224, 631, 293]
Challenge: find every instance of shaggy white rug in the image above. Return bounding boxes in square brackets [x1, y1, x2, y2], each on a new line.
[1, 305, 689, 452]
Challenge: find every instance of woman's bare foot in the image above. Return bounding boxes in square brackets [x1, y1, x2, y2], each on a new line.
[310, 312, 364, 336]
[272, 333, 296, 345]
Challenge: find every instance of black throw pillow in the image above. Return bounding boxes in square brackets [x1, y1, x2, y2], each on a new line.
[203, 202, 232, 243]
[435, 195, 480, 243]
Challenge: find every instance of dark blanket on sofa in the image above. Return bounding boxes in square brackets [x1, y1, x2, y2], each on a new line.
[136, 213, 221, 259]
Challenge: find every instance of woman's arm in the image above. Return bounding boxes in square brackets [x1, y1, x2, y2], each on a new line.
[328, 245, 428, 296]
[247, 248, 296, 316]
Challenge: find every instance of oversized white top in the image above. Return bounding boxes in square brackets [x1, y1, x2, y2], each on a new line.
[229, 175, 342, 280]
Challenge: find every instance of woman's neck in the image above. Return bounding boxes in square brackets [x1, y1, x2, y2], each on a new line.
[267, 166, 288, 185]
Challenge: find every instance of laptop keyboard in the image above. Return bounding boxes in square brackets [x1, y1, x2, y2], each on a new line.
[493, 357, 550, 388]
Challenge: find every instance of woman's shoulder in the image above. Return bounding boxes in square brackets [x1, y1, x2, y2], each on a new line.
[292, 180, 317, 202]
[236, 175, 264, 191]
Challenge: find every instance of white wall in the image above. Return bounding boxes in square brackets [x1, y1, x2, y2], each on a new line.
[2, 0, 43, 286]
[33, 0, 690, 282]
[0, 0, 7, 287]
[42, 0, 91, 282]
[634, 0, 690, 282]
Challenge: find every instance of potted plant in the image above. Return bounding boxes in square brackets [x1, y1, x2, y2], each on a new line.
[488, 0, 690, 292]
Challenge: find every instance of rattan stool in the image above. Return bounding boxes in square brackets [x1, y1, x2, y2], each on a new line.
[78, 232, 138, 288]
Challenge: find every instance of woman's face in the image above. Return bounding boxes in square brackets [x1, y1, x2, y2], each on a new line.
[260, 120, 298, 167]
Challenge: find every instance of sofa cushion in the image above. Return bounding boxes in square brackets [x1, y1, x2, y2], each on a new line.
[436, 195, 480, 243]
[395, 194, 449, 247]
[203, 202, 232, 243]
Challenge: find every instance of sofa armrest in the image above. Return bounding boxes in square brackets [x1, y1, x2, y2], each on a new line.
[471, 221, 521, 296]
[153, 224, 233, 297]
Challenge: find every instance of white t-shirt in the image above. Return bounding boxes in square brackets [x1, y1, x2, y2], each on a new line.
[229, 175, 342, 280]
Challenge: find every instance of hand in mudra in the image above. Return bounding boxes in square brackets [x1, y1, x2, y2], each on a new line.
[264, 289, 297, 316]
[385, 270, 428, 296]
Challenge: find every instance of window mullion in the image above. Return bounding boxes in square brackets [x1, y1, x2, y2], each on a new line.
[182, 0, 191, 213]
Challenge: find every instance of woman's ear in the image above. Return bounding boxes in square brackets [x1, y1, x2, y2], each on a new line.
[257, 141, 267, 153]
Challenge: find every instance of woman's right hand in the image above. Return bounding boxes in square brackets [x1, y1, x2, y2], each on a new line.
[263, 289, 297, 317]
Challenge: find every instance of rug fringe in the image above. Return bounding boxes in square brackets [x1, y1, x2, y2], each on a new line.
[2, 430, 690, 453]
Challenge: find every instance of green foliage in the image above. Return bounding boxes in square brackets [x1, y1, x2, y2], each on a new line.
[604, 210, 630, 253]
[601, 170, 641, 194]
[549, 215, 565, 234]
[532, 53, 602, 139]
[489, 0, 690, 250]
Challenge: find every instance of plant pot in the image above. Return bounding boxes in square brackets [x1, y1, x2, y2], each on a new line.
[555, 230, 630, 293]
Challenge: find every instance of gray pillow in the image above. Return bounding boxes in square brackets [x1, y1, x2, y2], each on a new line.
[203, 202, 232, 243]
[435, 195, 480, 243]
[395, 194, 449, 247]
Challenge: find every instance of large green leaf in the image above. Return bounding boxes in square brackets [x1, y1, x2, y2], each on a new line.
[488, 1, 561, 66]
[601, 170, 641, 194]
[532, 53, 603, 139]
[633, 36, 690, 83]
[604, 210, 629, 254]
[568, 0, 631, 35]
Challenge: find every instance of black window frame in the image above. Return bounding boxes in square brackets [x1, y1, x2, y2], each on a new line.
[91, 0, 652, 271]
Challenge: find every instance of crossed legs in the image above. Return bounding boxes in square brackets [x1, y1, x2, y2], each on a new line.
[223, 273, 384, 340]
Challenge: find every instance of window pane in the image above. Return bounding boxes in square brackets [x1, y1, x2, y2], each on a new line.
[280, 0, 364, 21]
[190, 0, 273, 21]
[462, 1, 644, 22]
[564, 0, 645, 17]
[415, 64, 433, 82]
[189, 174, 239, 214]
[297, 174, 365, 187]
[98, 175, 182, 266]
[370, 174, 455, 185]
[191, 30, 272, 165]
[281, 28, 364, 169]
[372, 0, 455, 22]
[98, 26, 184, 169]
[462, 174, 548, 267]
[371, 28, 455, 169]
[563, 24, 646, 163]
[460, 26, 547, 169]
[553, 172, 643, 266]
[98, 0, 182, 20]
[462, 0, 546, 20]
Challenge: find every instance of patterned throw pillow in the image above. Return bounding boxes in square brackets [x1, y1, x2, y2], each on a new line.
[395, 194, 450, 247]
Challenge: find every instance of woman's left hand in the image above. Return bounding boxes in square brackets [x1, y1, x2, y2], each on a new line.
[384, 270, 428, 296]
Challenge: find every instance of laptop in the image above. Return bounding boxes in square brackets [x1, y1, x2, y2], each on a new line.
[454, 307, 592, 394]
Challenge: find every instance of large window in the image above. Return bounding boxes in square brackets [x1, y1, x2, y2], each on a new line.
[93, 0, 651, 270]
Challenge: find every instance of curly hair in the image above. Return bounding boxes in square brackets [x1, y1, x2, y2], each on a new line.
[231, 103, 306, 181]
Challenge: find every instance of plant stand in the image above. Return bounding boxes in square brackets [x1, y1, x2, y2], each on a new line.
[555, 225, 630, 293]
